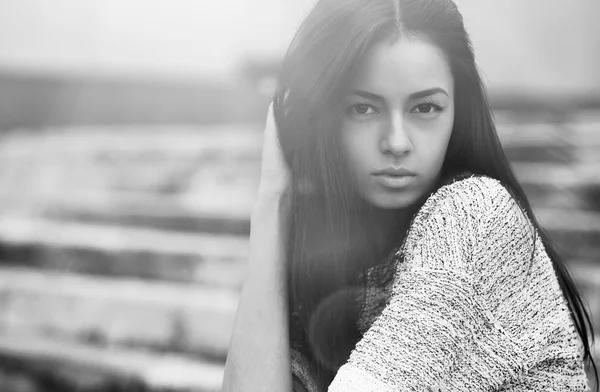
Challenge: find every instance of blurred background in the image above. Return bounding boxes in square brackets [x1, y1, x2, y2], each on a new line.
[0, 0, 598, 391]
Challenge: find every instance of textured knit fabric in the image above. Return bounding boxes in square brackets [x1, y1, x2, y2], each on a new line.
[291, 174, 589, 392]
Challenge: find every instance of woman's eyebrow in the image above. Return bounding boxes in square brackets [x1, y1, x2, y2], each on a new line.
[352, 87, 449, 102]
[409, 87, 449, 100]
[353, 90, 385, 102]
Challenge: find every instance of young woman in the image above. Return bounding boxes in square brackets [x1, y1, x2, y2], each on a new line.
[222, 0, 598, 391]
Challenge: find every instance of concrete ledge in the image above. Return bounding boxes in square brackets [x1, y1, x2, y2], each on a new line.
[513, 162, 600, 188]
[497, 121, 600, 147]
[0, 267, 238, 359]
[0, 217, 248, 286]
[0, 217, 248, 260]
[0, 333, 223, 391]
[535, 208, 600, 232]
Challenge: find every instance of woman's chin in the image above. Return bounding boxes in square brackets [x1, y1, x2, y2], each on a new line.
[364, 191, 420, 210]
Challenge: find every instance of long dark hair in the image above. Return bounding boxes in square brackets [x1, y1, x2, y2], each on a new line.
[272, 0, 598, 389]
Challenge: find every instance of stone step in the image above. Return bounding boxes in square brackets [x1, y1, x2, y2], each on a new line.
[0, 161, 259, 220]
[0, 123, 263, 156]
[501, 141, 600, 165]
[504, 144, 576, 164]
[0, 267, 237, 360]
[535, 208, 600, 232]
[0, 333, 224, 392]
[0, 217, 249, 259]
[514, 162, 600, 187]
[496, 120, 600, 147]
[0, 217, 248, 287]
[513, 162, 600, 210]
[496, 121, 600, 164]
[1, 204, 598, 284]
[0, 125, 262, 201]
[0, 189, 252, 236]
[535, 209, 600, 261]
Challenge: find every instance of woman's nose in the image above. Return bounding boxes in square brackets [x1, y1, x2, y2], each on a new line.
[380, 112, 413, 156]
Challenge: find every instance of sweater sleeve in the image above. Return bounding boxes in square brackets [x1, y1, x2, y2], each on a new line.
[498, 362, 591, 392]
[329, 176, 588, 391]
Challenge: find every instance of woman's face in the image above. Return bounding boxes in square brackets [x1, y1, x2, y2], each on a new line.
[340, 36, 455, 210]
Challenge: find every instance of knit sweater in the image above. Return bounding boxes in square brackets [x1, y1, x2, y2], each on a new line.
[290, 174, 589, 391]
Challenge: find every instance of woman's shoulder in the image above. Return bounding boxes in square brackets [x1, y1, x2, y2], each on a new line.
[432, 172, 510, 207]
[415, 172, 528, 228]
[400, 172, 536, 271]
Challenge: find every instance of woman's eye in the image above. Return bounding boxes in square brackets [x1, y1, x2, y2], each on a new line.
[346, 104, 378, 117]
[412, 103, 442, 114]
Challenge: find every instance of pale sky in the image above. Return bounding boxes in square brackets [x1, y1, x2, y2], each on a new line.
[0, 0, 598, 93]
[0, 0, 310, 79]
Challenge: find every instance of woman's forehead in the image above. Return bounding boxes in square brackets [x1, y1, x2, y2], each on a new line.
[348, 37, 454, 98]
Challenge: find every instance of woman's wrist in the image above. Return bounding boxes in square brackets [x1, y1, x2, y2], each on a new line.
[253, 185, 288, 217]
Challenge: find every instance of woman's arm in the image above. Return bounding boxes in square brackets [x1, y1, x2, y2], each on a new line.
[221, 103, 294, 392]
[329, 176, 589, 391]
[221, 192, 293, 392]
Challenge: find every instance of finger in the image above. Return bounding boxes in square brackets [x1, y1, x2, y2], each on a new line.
[259, 102, 290, 191]
[261, 102, 286, 166]
[261, 102, 286, 162]
[263, 102, 282, 150]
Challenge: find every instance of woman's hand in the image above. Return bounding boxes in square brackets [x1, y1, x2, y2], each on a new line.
[221, 102, 294, 392]
[257, 102, 290, 197]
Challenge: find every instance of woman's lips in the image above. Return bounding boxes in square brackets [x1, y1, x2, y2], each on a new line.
[373, 174, 416, 189]
[373, 166, 416, 176]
